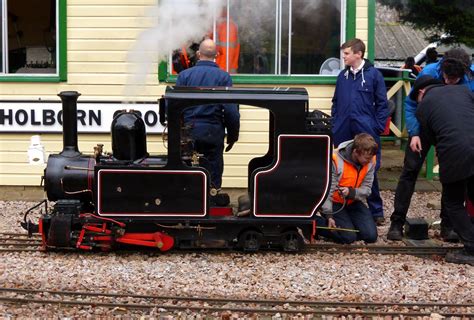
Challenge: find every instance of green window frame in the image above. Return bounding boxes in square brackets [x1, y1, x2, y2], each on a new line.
[159, 0, 361, 85]
[0, 0, 67, 83]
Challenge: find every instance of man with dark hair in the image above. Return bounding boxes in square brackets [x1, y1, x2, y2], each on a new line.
[332, 38, 389, 225]
[176, 39, 240, 193]
[425, 47, 438, 65]
[412, 75, 474, 266]
[317, 133, 379, 244]
[388, 48, 474, 241]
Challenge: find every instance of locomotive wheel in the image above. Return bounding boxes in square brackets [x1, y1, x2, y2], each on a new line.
[281, 230, 303, 252]
[238, 230, 262, 252]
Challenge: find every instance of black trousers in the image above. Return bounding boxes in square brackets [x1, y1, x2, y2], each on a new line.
[442, 176, 474, 250]
[391, 136, 450, 227]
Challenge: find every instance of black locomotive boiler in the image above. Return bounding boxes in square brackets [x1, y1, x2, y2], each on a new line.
[24, 87, 332, 252]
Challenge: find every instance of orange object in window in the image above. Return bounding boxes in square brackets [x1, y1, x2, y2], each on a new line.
[214, 16, 240, 73]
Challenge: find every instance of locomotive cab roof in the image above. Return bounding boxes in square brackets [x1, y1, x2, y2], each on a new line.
[160, 86, 310, 133]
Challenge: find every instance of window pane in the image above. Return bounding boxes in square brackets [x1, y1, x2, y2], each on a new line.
[229, 0, 276, 74]
[168, 0, 342, 76]
[7, 0, 57, 74]
[290, 0, 341, 74]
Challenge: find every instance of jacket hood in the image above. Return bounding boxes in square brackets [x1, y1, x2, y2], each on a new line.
[335, 140, 356, 165]
[336, 140, 368, 170]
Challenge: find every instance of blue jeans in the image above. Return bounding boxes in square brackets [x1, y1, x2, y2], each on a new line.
[316, 201, 378, 244]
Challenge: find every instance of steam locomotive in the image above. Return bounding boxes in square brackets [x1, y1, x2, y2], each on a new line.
[23, 87, 332, 252]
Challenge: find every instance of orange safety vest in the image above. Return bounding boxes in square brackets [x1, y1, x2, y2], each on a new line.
[332, 153, 376, 205]
[214, 17, 240, 73]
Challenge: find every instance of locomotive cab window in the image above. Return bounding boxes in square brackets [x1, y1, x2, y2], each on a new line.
[0, 0, 65, 80]
[168, 0, 344, 78]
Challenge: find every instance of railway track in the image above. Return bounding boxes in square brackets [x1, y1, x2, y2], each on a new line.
[304, 243, 462, 256]
[0, 232, 462, 256]
[0, 232, 42, 252]
[0, 287, 471, 317]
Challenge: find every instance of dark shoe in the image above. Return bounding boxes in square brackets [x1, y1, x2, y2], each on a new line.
[210, 193, 230, 207]
[387, 221, 403, 241]
[236, 194, 251, 217]
[445, 249, 474, 266]
[374, 217, 385, 226]
[440, 227, 459, 243]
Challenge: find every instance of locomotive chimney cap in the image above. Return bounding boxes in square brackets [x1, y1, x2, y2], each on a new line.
[58, 91, 81, 97]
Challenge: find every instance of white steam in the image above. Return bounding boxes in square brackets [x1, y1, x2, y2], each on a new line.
[124, 0, 225, 99]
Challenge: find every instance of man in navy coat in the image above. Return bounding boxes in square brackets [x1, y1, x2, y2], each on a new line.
[176, 39, 240, 190]
[331, 38, 389, 224]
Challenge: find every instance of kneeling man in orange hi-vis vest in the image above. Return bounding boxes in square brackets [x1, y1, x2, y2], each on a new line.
[315, 133, 378, 244]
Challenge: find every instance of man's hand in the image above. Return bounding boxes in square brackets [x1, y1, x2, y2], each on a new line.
[339, 187, 350, 197]
[328, 217, 337, 230]
[410, 136, 422, 153]
[225, 141, 235, 152]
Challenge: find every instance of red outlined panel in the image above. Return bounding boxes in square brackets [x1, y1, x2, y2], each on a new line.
[253, 134, 331, 218]
[97, 169, 207, 217]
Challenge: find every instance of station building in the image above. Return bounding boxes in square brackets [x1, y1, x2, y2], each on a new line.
[0, 0, 377, 192]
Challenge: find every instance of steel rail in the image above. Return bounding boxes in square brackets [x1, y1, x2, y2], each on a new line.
[0, 287, 472, 308]
[0, 248, 41, 252]
[0, 288, 471, 317]
[0, 237, 42, 242]
[0, 242, 42, 247]
[305, 244, 461, 256]
[0, 232, 40, 237]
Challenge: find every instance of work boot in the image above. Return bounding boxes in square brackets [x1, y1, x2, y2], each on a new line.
[440, 226, 459, 243]
[387, 221, 404, 241]
[445, 249, 474, 266]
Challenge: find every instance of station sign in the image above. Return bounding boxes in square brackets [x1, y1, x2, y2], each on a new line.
[0, 101, 165, 134]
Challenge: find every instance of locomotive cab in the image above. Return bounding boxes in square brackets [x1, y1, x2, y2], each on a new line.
[29, 87, 332, 252]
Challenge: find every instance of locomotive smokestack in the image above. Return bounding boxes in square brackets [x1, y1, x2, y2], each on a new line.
[58, 91, 81, 157]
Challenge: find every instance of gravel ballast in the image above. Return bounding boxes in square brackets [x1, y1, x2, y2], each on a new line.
[1, 191, 473, 318]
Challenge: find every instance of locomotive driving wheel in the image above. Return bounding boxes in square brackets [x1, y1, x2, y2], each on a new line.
[281, 230, 304, 252]
[238, 230, 263, 252]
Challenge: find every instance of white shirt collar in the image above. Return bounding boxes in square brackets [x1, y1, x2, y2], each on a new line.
[350, 60, 365, 74]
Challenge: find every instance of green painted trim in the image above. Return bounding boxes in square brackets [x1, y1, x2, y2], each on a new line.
[346, 0, 356, 40]
[59, 0, 67, 82]
[367, 0, 375, 62]
[0, 0, 66, 83]
[158, 61, 167, 82]
[165, 74, 338, 85]
[166, 74, 408, 85]
[0, 76, 61, 82]
[232, 75, 338, 85]
[425, 146, 437, 180]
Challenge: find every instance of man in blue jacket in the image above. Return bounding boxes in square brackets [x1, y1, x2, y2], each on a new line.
[176, 39, 240, 192]
[388, 48, 474, 241]
[331, 38, 389, 225]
